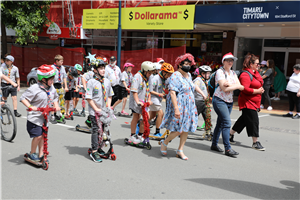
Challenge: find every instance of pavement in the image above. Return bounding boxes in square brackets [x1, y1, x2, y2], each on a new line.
[1, 87, 299, 199]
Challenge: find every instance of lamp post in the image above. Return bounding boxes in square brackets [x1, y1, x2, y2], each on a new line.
[117, 0, 122, 67]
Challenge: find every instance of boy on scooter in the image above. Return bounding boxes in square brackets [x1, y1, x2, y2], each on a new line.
[20, 65, 60, 162]
[85, 59, 114, 163]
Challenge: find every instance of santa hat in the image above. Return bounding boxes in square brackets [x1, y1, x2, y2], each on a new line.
[157, 58, 164, 63]
[222, 52, 238, 63]
[37, 64, 56, 76]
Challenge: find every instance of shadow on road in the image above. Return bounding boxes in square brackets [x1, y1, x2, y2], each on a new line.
[64, 145, 90, 160]
[185, 178, 300, 199]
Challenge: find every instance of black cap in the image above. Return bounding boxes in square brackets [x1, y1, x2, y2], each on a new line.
[110, 56, 116, 61]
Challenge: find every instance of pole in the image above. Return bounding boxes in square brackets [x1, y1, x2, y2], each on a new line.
[117, 0, 122, 67]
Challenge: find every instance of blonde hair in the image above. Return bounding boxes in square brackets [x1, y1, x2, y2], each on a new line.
[54, 55, 63, 62]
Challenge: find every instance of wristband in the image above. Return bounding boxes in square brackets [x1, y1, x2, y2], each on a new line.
[28, 105, 32, 108]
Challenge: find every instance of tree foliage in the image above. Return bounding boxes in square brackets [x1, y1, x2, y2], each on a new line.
[1, 1, 55, 45]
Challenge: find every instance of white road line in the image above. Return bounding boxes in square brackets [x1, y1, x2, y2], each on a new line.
[231, 114, 270, 122]
[20, 116, 74, 128]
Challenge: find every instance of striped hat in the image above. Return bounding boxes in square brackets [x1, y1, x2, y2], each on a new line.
[37, 64, 56, 81]
[222, 52, 238, 63]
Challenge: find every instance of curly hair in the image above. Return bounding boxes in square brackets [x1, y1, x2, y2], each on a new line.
[175, 53, 196, 68]
[243, 54, 258, 70]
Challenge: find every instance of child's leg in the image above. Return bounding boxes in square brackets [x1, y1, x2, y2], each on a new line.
[31, 136, 42, 155]
[90, 115, 99, 153]
[38, 135, 44, 158]
[130, 113, 140, 135]
[121, 97, 127, 112]
[155, 109, 164, 131]
[149, 111, 156, 121]
[65, 100, 70, 115]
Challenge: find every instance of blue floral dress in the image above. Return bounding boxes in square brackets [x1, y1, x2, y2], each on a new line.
[160, 71, 198, 133]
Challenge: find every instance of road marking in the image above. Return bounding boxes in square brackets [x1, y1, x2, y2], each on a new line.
[231, 114, 270, 121]
[20, 116, 74, 128]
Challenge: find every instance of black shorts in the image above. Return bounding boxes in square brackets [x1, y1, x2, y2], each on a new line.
[73, 91, 80, 98]
[121, 86, 129, 98]
[111, 85, 123, 105]
[27, 121, 43, 138]
[1, 83, 17, 97]
[54, 83, 62, 89]
[65, 89, 75, 100]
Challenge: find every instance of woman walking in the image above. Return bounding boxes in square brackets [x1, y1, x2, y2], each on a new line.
[283, 64, 300, 119]
[271, 65, 287, 101]
[229, 54, 265, 151]
[210, 52, 244, 157]
[159, 53, 207, 160]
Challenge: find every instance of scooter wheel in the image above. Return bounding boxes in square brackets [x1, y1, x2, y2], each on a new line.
[111, 154, 116, 161]
[62, 120, 66, 124]
[82, 113, 86, 117]
[146, 144, 152, 150]
[71, 116, 74, 120]
[124, 138, 128, 144]
[88, 148, 92, 154]
[42, 161, 49, 170]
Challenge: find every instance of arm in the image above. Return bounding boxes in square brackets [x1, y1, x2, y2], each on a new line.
[132, 92, 143, 107]
[122, 80, 129, 91]
[239, 73, 264, 95]
[64, 78, 68, 92]
[82, 76, 87, 91]
[1, 74, 17, 87]
[170, 90, 180, 119]
[21, 99, 37, 111]
[87, 99, 101, 113]
[194, 84, 206, 100]
[107, 96, 112, 108]
[219, 79, 244, 92]
[297, 88, 300, 97]
[53, 101, 61, 111]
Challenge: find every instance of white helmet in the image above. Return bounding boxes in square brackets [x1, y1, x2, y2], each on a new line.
[199, 65, 212, 73]
[154, 62, 161, 70]
[141, 61, 156, 72]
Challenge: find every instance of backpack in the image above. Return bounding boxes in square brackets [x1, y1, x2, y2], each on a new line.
[208, 67, 226, 97]
[233, 70, 253, 96]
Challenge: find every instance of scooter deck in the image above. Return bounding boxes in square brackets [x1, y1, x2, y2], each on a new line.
[124, 138, 152, 150]
[75, 124, 91, 133]
[23, 153, 49, 170]
[116, 112, 132, 118]
[149, 130, 170, 141]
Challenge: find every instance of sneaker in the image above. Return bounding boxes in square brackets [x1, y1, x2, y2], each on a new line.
[127, 135, 135, 143]
[97, 148, 106, 155]
[230, 134, 236, 144]
[267, 106, 273, 111]
[121, 110, 129, 115]
[14, 111, 21, 117]
[154, 132, 163, 137]
[28, 153, 40, 161]
[283, 113, 293, 117]
[90, 152, 102, 162]
[270, 96, 276, 100]
[252, 141, 266, 151]
[39, 155, 49, 163]
[132, 135, 143, 144]
[225, 149, 239, 157]
[274, 97, 280, 101]
[292, 114, 300, 119]
[49, 115, 57, 124]
[85, 120, 92, 128]
[260, 105, 264, 109]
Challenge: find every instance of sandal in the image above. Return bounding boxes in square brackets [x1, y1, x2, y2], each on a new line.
[160, 139, 167, 156]
[176, 150, 188, 160]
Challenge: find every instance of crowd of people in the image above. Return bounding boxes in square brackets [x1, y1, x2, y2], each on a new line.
[1, 52, 300, 163]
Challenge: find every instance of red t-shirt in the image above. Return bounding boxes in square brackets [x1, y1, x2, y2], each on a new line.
[238, 68, 264, 110]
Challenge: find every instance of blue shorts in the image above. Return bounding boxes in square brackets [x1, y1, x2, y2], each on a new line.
[27, 121, 43, 138]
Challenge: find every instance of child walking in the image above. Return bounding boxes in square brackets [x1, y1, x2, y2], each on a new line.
[120, 62, 134, 115]
[85, 59, 114, 163]
[20, 65, 60, 161]
[64, 67, 78, 119]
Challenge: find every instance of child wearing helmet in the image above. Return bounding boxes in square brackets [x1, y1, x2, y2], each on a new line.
[128, 61, 155, 144]
[149, 62, 174, 137]
[73, 64, 83, 115]
[85, 59, 114, 162]
[64, 67, 78, 119]
[119, 62, 134, 115]
[193, 65, 213, 138]
[20, 64, 60, 162]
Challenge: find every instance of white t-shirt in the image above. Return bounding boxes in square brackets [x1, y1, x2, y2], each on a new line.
[286, 72, 300, 93]
[214, 68, 237, 103]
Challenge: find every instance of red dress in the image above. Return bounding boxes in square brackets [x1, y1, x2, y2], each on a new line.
[238, 69, 264, 111]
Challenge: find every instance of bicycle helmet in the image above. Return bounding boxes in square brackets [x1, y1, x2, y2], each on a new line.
[74, 64, 83, 72]
[161, 63, 174, 73]
[141, 61, 155, 72]
[193, 68, 200, 76]
[69, 67, 78, 78]
[90, 59, 106, 69]
[199, 65, 212, 73]
[37, 64, 56, 81]
[123, 62, 134, 70]
[154, 62, 161, 70]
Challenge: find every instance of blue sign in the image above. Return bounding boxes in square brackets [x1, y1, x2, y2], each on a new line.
[195, 1, 300, 23]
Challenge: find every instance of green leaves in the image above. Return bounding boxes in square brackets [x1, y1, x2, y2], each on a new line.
[1, 1, 55, 45]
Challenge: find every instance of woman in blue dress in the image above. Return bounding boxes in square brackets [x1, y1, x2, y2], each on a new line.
[159, 53, 207, 160]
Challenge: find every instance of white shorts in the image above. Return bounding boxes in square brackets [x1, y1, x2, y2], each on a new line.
[149, 104, 162, 112]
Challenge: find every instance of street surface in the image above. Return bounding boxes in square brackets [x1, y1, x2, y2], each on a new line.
[1, 88, 299, 199]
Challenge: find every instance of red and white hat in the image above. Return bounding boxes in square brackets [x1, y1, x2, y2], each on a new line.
[222, 52, 238, 63]
[157, 58, 164, 63]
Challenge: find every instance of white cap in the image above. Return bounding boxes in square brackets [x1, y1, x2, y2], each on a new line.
[222, 52, 237, 63]
[154, 62, 161, 70]
[5, 55, 14, 62]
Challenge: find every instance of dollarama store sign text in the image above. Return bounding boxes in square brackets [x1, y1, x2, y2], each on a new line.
[82, 5, 195, 30]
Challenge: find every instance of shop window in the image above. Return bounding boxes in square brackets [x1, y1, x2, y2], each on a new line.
[264, 39, 300, 48]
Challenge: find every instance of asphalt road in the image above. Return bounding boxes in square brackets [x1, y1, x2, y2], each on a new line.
[1, 88, 299, 199]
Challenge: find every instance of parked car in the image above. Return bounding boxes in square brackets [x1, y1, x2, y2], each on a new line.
[27, 65, 72, 86]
